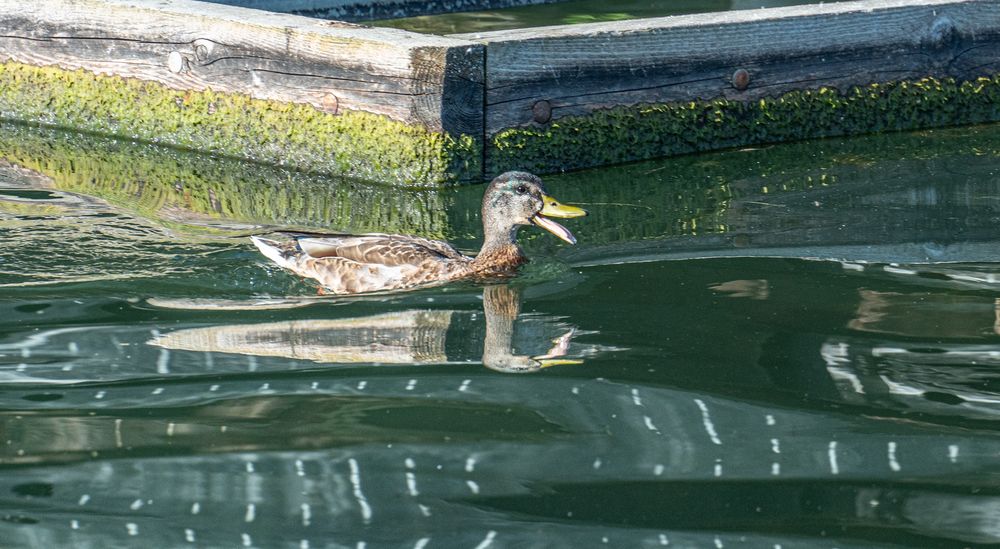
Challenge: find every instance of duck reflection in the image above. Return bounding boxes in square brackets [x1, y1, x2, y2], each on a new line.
[150, 285, 587, 373]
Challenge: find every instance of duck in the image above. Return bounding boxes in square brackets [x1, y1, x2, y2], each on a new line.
[250, 171, 587, 294]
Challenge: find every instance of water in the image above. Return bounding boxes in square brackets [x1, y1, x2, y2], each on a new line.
[373, 0, 850, 35]
[4, 121, 1000, 547]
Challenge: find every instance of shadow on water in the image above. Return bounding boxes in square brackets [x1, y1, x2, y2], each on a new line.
[5, 122, 1000, 546]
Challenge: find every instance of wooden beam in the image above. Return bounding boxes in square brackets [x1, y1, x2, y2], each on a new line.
[455, 0, 1000, 137]
[0, 0, 483, 137]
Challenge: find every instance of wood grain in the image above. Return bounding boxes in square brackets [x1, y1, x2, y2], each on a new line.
[451, 0, 1000, 135]
[0, 0, 485, 136]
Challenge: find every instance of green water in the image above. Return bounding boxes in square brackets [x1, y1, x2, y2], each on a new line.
[5, 121, 1000, 547]
[373, 0, 848, 35]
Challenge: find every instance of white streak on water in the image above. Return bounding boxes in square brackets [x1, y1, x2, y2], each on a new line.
[296, 459, 305, 477]
[592, 458, 602, 469]
[465, 456, 477, 473]
[71, 520, 79, 530]
[765, 414, 775, 426]
[653, 464, 664, 476]
[126, 523, 138, 536]
[406, 472, 419, 496]
[245, 461, 255, 474]
[466, 480, 480, 495]
[115, 419, 123, 448]
[242, 533, 252, 547]
[771, 463, 781, 476]
[357, 381, 367, 390]
[191, 502, 201, 515]
[643, 416, 659, 433]
[151, 387, 164, 395]
[413, 538, 430, 549]
[949, 444, 959, 463]
[94, 390, 105, 399]
[185, 529, 195, 543]
[473, 531, 497, 549]
[771, 438, 780, 454]
[888, 441, 901, 472]
[348, 458, 372, 523]
[406, 379, 417, 391]
[659, 534, 669, 545]
[78, 494, 90, 506]
[301, 503, 311, 527]
[156, 349, 170, 374]
[714, 459, 722, 477]
[130, 499, 143, 511]
[631, 388, 643, 406]
[694, 399, 722, 445]
[828, 441, 839, 475]
[418, 504, 431, 517]
[459, 379, 471, 392]
[245, 503, 255, 523]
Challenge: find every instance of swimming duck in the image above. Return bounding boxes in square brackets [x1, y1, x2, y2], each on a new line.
[251, 171, 586, 294]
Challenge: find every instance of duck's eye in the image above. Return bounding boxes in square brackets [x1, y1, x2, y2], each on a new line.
[515, 184, 528, 195]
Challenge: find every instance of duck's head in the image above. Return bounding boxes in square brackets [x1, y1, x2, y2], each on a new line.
[482, 171, 587, 245]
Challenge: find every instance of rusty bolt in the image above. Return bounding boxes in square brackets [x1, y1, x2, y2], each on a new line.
[532, 100, 552, 124]
[321, 93, 339, 114]
[732, 68, 751, 91]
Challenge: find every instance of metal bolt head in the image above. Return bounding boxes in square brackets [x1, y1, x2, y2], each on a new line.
[167, 51, 187, 74]
[732, 68, 751, 91]
[321, 93, 339, 114]
[532, 100, 552, 124]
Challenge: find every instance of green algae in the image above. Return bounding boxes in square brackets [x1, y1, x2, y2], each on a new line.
[0, 121, 456, 238]
[0, 62, 480, 187]
[489, 76, 1000, 175]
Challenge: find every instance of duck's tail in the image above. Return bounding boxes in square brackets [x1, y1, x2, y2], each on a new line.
[250, 235, 300, 270]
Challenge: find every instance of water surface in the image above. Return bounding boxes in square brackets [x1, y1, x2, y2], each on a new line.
[3, 122, 1000, 547]
[373, 0, 851, 35]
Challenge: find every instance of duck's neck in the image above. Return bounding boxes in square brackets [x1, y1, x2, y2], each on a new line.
[472, 226, 527, 273]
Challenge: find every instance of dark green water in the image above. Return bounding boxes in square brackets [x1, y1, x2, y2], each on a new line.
[4, 121, 1000, 547]
[374, 0, 848, 35]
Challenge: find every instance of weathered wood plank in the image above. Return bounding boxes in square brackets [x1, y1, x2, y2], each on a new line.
[0, 0, 484, 137]
[202, 0, 562, 21]
[454, 0, 1000, 136]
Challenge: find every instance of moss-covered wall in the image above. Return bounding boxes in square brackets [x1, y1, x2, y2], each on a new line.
[4, 60, 1000, 186]
[489, 75, 1000, 175]
[0, 62, 481, 187]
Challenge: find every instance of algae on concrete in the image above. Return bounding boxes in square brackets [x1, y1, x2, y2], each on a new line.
[490, 76, 1000, 176]
[0, 62, 481, 187]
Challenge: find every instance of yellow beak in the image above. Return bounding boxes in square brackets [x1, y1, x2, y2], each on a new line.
[531, 195, 587, 244]
[540, 195, 587, 219]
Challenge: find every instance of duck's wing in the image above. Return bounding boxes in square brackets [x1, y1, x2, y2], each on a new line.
[297, 234, 467, 265]
[252, 234, 470, 294]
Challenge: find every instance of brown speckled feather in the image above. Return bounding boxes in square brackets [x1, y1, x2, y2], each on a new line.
[253, 234, 480, 295]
